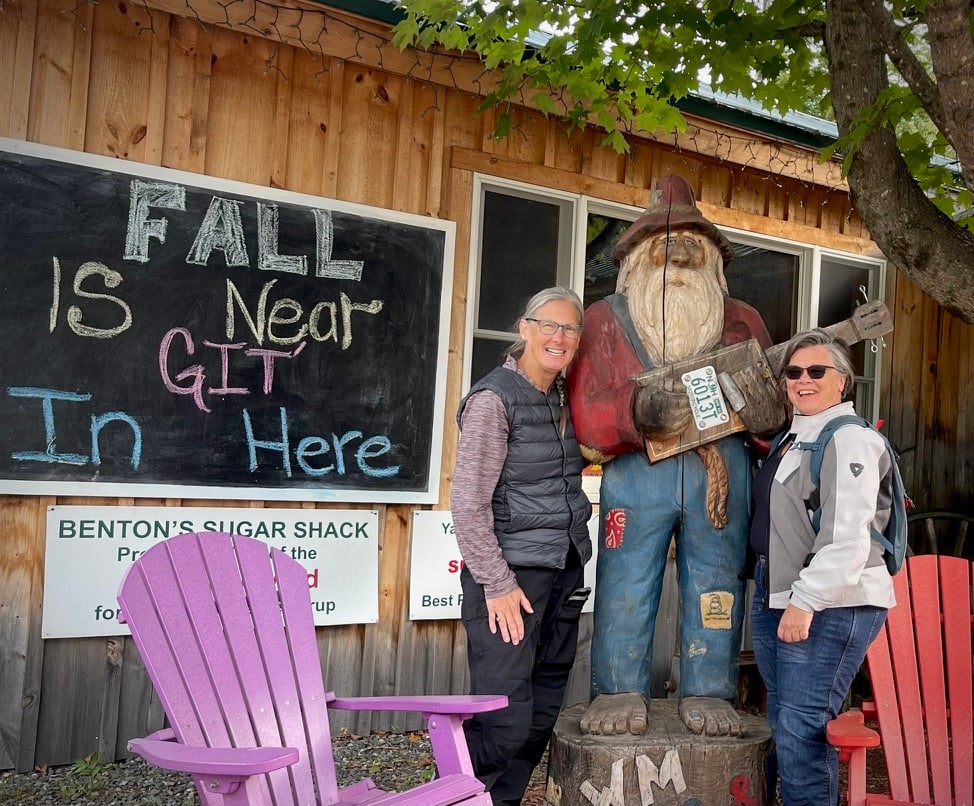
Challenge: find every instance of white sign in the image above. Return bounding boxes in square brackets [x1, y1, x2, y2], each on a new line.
[43, 506, 379, 638]
[409, 510, 599, 620]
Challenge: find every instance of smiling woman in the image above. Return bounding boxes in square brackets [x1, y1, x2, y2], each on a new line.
[516, 299, 584, 392]
[781, 335, 856, 420]
[749, 328, 896, 806]
[450, 286, 593, 805]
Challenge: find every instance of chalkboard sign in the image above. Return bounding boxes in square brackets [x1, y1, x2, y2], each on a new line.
[0, 139, 454, 503]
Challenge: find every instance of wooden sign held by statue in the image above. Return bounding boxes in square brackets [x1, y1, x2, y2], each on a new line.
[636, 299, 893, 461]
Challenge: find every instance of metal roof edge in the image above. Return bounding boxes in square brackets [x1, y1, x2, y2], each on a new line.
[679, 89, 838, 151]
[317, 0, 403, 25]
[314, 2, 839, 150]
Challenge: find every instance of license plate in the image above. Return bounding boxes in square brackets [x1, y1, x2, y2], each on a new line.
[681, 365, 730, 431]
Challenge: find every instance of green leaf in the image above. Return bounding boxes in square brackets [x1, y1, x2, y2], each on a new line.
[532, 92, 558, 116]
[492, 112, 512, 140]
[391, 0, 968, 174]
[391, 17, 420, 50]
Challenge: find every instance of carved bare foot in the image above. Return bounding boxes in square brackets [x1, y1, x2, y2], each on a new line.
[579, 692, 648, 736]
[679, 696, 748, 737]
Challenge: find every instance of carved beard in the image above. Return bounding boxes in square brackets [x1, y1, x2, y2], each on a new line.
[625, 256, 726, 366]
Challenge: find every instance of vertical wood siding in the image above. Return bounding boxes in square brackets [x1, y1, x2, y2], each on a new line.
[0, 0, 970, 770]
[887, 273, 974, 513]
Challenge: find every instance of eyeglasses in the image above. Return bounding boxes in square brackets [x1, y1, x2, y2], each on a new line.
[524, 318, 583, 339]
[783, 364, 836, 380]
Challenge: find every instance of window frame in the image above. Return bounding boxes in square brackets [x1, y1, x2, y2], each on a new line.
[466, 174, 888, 421]
[463, 175, 580, 386]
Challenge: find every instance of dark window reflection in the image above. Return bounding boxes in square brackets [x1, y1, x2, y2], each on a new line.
[583, 215, 629, 307]
[725, 244, 799, 347]
[479, 191, 561, 332]
[821, 258, 873, 374]
[470, 337, 510, 384]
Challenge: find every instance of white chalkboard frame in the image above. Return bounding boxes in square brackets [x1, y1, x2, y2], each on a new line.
[0, 137, 454, 504]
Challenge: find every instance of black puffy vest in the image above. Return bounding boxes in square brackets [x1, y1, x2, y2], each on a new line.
[458, 366, 592, 569]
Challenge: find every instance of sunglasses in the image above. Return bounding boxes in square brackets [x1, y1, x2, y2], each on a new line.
[783, 364, 835, 380]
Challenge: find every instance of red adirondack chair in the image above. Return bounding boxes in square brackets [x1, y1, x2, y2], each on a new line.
[117, 531, 507, 806]
[827, 554, 973, 806]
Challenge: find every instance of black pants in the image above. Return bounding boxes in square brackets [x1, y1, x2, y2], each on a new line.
[459, 553, 586, 806]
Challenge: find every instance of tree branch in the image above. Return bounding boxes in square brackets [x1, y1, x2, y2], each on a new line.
[855, 0, 947, 131]
[924, 0, 974, 192]
[826, 0, 974, 322]
[788, 21, 827, 39]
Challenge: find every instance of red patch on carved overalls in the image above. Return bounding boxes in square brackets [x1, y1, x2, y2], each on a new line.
[604, 508, 625, 549]
[730, 775, 758, 806]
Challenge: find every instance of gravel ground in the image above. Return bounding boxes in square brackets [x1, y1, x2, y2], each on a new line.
[0, 732, 549, 806]
[0, 727, 889, 806]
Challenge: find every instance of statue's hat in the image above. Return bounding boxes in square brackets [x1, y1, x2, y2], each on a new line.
[611, 174, 734, 266]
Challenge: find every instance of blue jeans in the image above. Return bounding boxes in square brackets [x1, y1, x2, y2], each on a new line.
[751, 558, 886, 806]
[591, 437, 750, 699]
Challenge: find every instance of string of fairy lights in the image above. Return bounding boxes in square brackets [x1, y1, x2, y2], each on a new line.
[48, 0, 850, 208]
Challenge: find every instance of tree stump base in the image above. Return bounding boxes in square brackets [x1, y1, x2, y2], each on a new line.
[545, 700, 773, 806]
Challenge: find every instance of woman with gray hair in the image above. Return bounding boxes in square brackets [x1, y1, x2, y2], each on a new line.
[452, 286, 593, 806]
[749, 328, 896, 806]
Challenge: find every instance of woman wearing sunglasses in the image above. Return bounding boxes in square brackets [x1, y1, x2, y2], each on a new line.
[749, 329, 896, 806]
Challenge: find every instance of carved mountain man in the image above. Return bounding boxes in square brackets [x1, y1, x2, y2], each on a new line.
[567, 175, 773, 737]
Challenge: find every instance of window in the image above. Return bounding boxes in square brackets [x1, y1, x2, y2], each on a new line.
[466, 178, 576, 384]
[467, 176, 887, 421]
[722, 236, 886, 421]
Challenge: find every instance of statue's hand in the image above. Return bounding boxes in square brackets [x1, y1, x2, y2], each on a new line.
[634, 384, 692, 438]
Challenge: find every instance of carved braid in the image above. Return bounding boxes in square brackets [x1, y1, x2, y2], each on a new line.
[695, 442, 729, 529]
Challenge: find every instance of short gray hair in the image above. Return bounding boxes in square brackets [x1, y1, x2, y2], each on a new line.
[779, 328, 856, 398]
[507, 286, 584, 357]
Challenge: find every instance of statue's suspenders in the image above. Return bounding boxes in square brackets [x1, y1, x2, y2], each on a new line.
[604, 293, 654, 372]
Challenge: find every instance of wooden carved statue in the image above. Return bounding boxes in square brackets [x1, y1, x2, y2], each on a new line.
[567, 176, 891, 739]
[567, 174, 772, 738]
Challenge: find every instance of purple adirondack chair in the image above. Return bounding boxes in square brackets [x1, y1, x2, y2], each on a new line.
[117, 531, 507, 806]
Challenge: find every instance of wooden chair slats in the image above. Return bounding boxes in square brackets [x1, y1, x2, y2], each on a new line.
[909, 557, 951, 804]
[941, 558, 973, 805]
[827, 555, 974, 806]
[119, 531, 506, 806]
[879, 562, 924, 802]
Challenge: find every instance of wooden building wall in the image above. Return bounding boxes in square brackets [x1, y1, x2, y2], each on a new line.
[0, 0, 970, 770]
[886, 274, 974, 515]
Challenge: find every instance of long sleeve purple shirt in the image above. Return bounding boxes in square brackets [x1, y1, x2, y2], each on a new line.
[450, 357, 523, 598]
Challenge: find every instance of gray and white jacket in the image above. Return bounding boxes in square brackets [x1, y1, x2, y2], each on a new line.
[765, 401, 897, 612]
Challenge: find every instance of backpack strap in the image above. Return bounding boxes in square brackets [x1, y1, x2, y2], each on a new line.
[794, 414, 867, 458]
[794, 414, 892, 554]
[768, 428, 791, 458]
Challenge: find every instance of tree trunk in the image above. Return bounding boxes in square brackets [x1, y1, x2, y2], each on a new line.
[925, 0, 974, 191]
[825, 0, 974, 323]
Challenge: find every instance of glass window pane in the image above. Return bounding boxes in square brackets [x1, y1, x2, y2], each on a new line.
[819, 260, 872, 327]
[470, 337, 510, 386]
[851, 379, 874, 416]
[725, 244, 800, 346]
[583, 214, 630, 307]
[820, 259, 878, 376]
[479, 191, 562, 332]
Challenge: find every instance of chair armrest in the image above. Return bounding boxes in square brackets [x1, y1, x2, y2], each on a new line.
[128, 730, 299, 776]
[330, 695, 507, 780]
[827, 710, 881, 806]
[330, 694, 507, 716]
[860, 700, 877, 721]
[826, 709, 880, 749]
